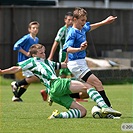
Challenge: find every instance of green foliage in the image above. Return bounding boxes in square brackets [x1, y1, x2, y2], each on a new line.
[0, 81, 133, 133]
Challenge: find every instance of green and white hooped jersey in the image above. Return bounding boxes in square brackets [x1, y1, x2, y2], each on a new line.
[55, 25, 68, 62]
[18, 57, 58, 92]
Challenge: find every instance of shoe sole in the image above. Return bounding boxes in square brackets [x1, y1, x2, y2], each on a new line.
[12, 99, 23, 102]
[102, 111, 122, 117]
[12, 97, 23, 102]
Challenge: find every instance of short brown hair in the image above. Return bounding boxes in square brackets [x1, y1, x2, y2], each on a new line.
[28, 21, 40, 29]
[73, 8, 87, 19]
[64, 12, 73, 19]
[29, 44, 44, 56]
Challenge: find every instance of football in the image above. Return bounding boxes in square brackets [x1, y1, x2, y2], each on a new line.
[91, 105, 103, 118]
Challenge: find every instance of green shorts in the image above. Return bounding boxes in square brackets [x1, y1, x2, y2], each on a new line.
[59, 68, 71, 77]
[49, 78, 74, 109]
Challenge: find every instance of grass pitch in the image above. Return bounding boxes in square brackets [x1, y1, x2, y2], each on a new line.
[0, 77, 132, 133]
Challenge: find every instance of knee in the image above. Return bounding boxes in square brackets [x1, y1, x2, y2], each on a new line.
[94, 80, 103, 90]
[80, 108, 87, 118]
[95, 81, 104, 91]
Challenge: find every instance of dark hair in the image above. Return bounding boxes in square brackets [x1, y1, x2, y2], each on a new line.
[28, 21, 40, 29]
[64, 12, 73, 19]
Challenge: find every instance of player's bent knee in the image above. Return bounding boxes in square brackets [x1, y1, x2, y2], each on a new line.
[80, 108, 87, 118]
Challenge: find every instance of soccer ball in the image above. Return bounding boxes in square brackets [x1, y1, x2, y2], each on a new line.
[91, 106, 103, 118]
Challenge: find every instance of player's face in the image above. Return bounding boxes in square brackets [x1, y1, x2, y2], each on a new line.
[74, 16, 87, 30]
[29, 24, 39, 37]
[36, 47, 46, 59]
[65, 16, 73, 27]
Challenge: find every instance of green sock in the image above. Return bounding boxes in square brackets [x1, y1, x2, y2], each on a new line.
[56, 109, 81, 118]
[87, 88, 108, 108]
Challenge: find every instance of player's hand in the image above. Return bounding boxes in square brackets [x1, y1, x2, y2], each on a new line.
[80, 41, 88, 51]
[47, 57, 53, 61]
[61, 62, 67, 68]
[103, 16, 117, 24]
[26, 52, 31, 57]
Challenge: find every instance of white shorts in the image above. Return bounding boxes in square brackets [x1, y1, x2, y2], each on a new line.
[67, 59, 91, 80]
[22, 70, 34, 77]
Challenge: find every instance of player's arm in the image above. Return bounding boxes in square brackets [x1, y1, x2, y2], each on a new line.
[14, 36, 30, 57]
[64, 53, 68, 63]
[48, 41, 59, 60]
[67, 41, 88, 53]
[90, 16, 117, 31]
[67, 47, 81, 53]
[19, 48, 31, 57]
[0, 66, 22, 75]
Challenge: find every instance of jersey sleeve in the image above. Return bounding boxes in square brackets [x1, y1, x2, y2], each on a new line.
[13, 35, 29, 51]
[48, 60, 61, 70]
[17, 58, 33, 71]
[83, 22, 91, 32]
[47, 59, 54, 66]
[55, 27, 65, 42]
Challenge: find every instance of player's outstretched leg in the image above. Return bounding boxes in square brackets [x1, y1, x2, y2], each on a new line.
[48, 108, 81, 119]
[87, 88, 122, 117]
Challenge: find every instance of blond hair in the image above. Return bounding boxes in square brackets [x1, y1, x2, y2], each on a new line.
[73, 8, 87, 19]
[29, 44, 44, 56]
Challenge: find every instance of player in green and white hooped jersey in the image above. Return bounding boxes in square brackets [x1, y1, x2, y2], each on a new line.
[0, 44, 121, 119]
[48, 12, 73, 78]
